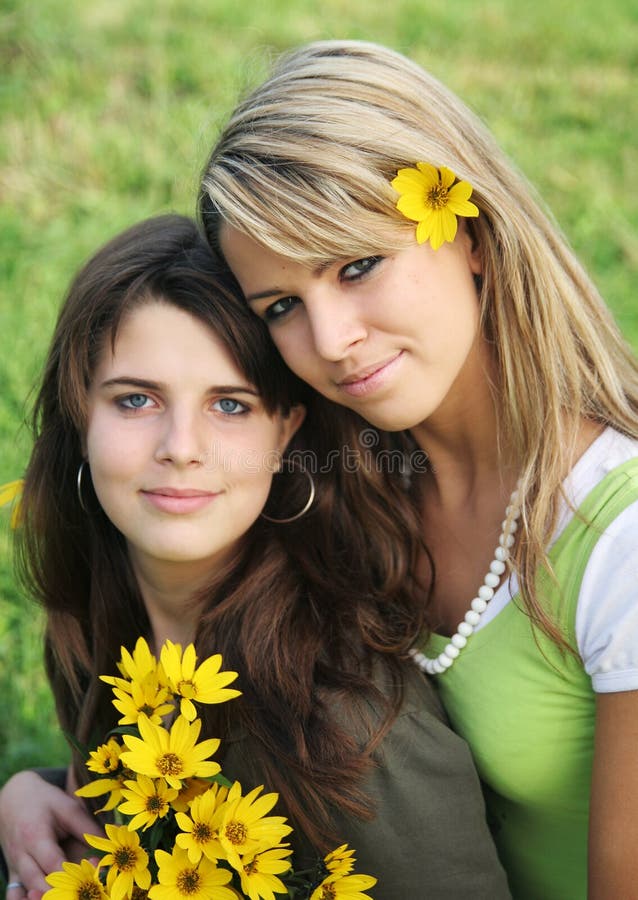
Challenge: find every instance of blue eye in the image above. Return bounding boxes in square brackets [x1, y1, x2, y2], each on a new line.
[340, 256, 383, 280]
[214, 398, 249, 415]
[264, 296, 300, 322]
[120, 393, 151, 409]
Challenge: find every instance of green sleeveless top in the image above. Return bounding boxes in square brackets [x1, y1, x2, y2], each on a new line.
[423, 459, 638, 899]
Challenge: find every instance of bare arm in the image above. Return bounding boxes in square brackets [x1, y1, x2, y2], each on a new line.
[588, 690, 638, 899]
[0, 769, 103, 899]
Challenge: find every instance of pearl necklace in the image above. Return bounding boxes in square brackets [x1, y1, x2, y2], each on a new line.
[411, 482, 522, 676]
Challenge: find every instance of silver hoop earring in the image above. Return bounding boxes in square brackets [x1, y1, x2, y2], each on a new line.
[260, 468, 316, 524]
[77, 460, 89, 512]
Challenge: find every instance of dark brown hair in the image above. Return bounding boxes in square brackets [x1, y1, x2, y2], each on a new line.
[16, 214, 427, 848]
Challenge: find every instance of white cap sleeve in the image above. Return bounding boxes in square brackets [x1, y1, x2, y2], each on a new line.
[576, 499, 638, 692]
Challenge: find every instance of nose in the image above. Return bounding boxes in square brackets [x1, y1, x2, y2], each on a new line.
[304, 290, 367, 362]
[154, 408, 207, 467]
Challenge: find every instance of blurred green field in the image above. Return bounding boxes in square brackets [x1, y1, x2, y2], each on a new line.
[1, 0, 637, 791]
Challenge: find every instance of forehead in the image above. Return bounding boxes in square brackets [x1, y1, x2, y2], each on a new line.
[93, 301, 244, 381]
[220, 226, 319, 289]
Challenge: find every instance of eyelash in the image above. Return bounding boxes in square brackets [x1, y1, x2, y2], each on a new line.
[262, 256, 383, 323]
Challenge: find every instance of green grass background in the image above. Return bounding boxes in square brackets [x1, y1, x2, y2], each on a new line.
[0, 0, 636, 793]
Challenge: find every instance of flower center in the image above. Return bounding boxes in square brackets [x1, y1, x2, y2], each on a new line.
[157, 752, 183, 776]
[113, 847, 137, 872]
[318, 886, 336, 900]
[193, 822, 213, 843]
[224, 820, 248, 845]
[426, 184, 449, 209]
[146, 794, 164, 814]
[178, 679, 197, 699]
[77, 881, 103, 900]
[131, 888, 149, 900]
[176, 869, 201, 895]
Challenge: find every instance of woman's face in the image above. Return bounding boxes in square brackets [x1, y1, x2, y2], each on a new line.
[85, 300, 304, 581]
[220, 226, 484, 433]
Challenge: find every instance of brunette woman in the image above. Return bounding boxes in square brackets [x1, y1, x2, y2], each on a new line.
[0, 214, 509, 900]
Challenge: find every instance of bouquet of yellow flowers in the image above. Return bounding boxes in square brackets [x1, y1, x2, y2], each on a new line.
[42, 638, 377, 900]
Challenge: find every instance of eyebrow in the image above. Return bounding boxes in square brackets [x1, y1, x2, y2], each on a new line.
[245, 261, 336, 303]
[99, 377, 260, 396]
[245, 288, 284, 303]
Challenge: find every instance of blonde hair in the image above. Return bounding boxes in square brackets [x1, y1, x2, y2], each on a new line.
[200, 39, 638, 646]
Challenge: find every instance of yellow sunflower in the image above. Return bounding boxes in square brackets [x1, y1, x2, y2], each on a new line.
[310, 872, 377, 900]
[102, 637, 161, 692]
[175, 784, 230, 863]
[112, 675, 174, 726]
[86, 824, 151, 900]
[85, 737, 123, 775]
[0, 479, 23, 529]
[120, 714, 221, 789]
[391, 162, 479, 250]
[237, 847, 293, 900]
[214, 782, 292, 872]
[118, 774, 179, 830]
[171, 777, 215, 813]
[323, 845, 356, 878]
[75, 771, 128, 812]
[43, 858, 108, 900]
[149, 847, 237, 900]
[160, 640, 241, 722]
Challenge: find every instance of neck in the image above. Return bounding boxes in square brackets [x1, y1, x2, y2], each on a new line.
[410, 351, 517, 510]
[128, 554, 215, 651]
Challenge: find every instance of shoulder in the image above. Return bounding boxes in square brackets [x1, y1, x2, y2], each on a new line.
[568, 429, 638, 692]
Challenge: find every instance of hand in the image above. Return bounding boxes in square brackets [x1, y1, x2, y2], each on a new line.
[0, 771, 103, 899]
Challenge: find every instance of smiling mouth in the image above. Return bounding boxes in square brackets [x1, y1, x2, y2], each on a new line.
[337, 351, 404, 396]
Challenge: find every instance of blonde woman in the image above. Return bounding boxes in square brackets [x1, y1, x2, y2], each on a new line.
[199, 40, 638, 899]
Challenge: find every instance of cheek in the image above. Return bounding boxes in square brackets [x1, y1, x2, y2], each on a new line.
[269, 328, 324, 386]
[85, 420, 143, 490]
[208, 424, 284, 477]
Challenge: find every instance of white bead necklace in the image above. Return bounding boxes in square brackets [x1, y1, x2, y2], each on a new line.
[411, 482, 522, 676]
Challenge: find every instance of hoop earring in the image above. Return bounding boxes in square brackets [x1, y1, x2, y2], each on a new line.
[260, 468, 316, 524]
[77, 460, 89, 513]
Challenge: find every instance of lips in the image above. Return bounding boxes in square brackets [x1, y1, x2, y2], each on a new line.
[337, 351, 404, 397]
[141, 487, 220, 514]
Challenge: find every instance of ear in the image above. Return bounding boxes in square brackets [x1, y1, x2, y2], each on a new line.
[277, 403, 306, 452]
[461, 219, 482, 275]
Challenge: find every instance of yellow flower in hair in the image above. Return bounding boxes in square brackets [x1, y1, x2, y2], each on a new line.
[391, 163, 479, 250]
